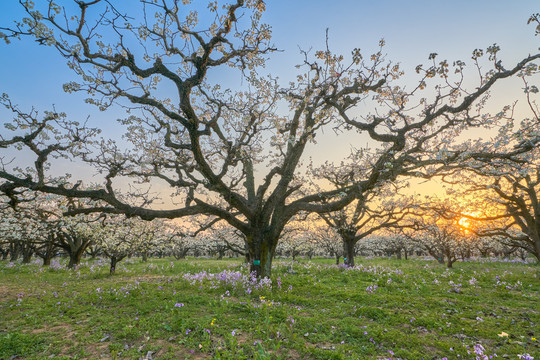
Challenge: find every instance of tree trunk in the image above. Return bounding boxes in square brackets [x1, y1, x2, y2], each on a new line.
[335, 253, 341, 265]
[110, 256, 118, 275]
[67, 248, 84, 269]
[396, 249, 402, 260]
[343, 239, 356, 266]
[174, 249, 188, 260]
[40, 240, 55, 266]
[43, 252, 52, 266]
[9, 243, 21, 262]
[247, 235, 276, 278]
[22, 246, 33, 263]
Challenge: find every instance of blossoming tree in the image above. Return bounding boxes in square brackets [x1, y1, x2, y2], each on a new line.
[0, 1, 539, 277]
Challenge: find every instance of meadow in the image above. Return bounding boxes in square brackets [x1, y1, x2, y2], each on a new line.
[0, 257, 538, 359]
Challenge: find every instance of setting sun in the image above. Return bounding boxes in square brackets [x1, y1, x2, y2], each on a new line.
[457, 211, 483, 234]
[458, 216, 471, 229]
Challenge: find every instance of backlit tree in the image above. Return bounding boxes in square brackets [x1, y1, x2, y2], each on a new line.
[0, 1, 539, 277]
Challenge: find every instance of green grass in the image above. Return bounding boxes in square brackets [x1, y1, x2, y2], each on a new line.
[0, 256, 538, 359]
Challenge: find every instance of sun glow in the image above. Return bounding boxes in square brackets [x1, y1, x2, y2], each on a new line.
[457, 211, 482, 234]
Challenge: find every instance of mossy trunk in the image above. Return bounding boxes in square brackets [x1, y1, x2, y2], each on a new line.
[247, 234, 277, 278]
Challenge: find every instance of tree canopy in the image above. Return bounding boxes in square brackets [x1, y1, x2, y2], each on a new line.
[1, 1, 539, 276]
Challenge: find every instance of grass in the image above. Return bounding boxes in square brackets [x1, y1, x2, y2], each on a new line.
[0, 256, 538, 359]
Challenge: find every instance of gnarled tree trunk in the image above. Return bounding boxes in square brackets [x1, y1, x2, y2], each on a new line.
[247, 232, 278, 278]
[343, 238, 356, 267]
[67, 247, 85, 269]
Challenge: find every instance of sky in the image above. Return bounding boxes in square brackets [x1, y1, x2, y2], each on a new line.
[0, 1, 537, 111]
[0, 0, 538, 201]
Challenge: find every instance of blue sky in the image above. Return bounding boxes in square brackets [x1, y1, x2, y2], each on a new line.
[0, 0, 537, 113]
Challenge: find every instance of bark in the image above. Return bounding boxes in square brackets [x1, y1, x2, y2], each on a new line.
[36, 239, 55, 266]
[21, 246, 33, 263]
[110, 256, 118, 275]
[343, 238, 356, 266]
[247, 233, 277, 278]
[217, 249, 225, 260]
[426, 246, 445, 264]
[43, 251, 53, 266]
[173, 249, 189, 259]
[444, 246, 456, 268]
[67, 248, 85, 269]
[9, 243, 21, 261]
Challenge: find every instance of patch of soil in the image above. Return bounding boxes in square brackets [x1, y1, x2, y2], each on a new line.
[30, 324, 74, 335]
[84, 342, 109, 359]
[0, 285, 20, 303]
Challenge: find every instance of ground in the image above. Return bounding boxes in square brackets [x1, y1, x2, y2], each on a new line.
[0, 257, 538, 359]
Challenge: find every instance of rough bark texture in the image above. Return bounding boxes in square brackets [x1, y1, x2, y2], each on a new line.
[21, 246, 33, 264]
[343, 238, 356, 267]
[67, 248, 84, 269]
[247, 233, 277, 278]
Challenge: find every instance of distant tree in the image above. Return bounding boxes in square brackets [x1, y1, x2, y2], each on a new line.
[316, 184, 417, 266]
[92, 216, 170, 274]
[312, 225, 342, 264]
[434, 117, 540, 261]
[0, 193, 59, 265]
[402, 200, 472, 268]
[367, 233, 417, 260]
[202, 225, 245, 260]
[170, 235, 197, 260]
[1, 1, 538, 277]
